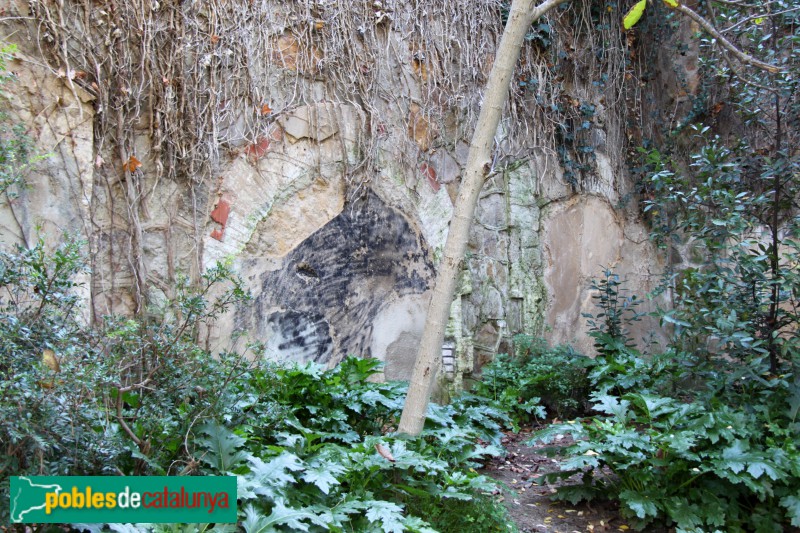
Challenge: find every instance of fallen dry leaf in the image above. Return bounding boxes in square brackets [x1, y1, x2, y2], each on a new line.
[375, 443, 395, 462]
[122, 155, 142, 173]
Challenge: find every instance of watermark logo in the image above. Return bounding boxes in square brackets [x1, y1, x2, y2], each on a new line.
[10, 476, 237, 524]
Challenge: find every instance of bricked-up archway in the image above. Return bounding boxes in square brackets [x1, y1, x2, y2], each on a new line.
[236, 190, 434, 367]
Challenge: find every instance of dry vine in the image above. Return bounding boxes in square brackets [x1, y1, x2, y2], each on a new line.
[9, 0, 641, 318]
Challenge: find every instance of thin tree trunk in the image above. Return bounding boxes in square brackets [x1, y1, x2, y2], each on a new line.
[397, 0, 569, 436]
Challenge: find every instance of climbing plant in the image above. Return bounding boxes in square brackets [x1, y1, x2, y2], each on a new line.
[12, 0, 634, 317]
[0, 43, 35, 201]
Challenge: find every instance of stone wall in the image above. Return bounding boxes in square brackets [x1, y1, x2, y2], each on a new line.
[0, 0, 700, 386]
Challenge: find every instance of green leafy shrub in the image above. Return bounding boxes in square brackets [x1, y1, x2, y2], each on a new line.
[473, 335, 592, 425]
[190, 357, 514, 532]
[645, 130, 800, 376]
[581, 271, 691, 397]
[98, 262, 251, 475]
[531, 265, 800, 531]
[583, 269, 643, 354]
[0, 236, 253, 517]
[0, 237, 124, 523]
[534, 27, 800, 526]
[533, 390, 800, 532]
[539, 266, 800, 530]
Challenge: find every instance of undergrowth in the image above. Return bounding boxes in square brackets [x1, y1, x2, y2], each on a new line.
[473, 335, 592, 427]
[495, 123, 800, 532]
[0, 239, 515, 532]
[521, 4, 800, 527]
[528, 237, 800, 531]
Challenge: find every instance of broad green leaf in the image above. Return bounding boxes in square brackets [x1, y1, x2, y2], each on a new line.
[623, 0, 647, 30]
[242, 501, 320, 533]
[358, 388, 402, 409]
[562, 453, 603, 470]
[428, 425, 471, 446]
[301, 459, 345, 494]
[665, 431, 699, 456]
[663, 497, 702, 529]
[364, 500, 406, 533]
[528, 422, 584, 445]
[425, 402, 458, 427]
[395, 483, 433, 498]
[440, 486, 474, 501]
[661, 313, 691, 327]
[197, 423, 248, 473]
[662, 0, 679, 7]
[781, 495, 800, 527]
[627, 393, 679, 419]
[746, 459, 781, 480]
[403, 516, 439, 533]
[239, 452, 304, 500]
[620, 489, 659, 519]
[265, 500, 323, 531]
[241, 506, 275, 533]
[553, 483, 602, 505]
[250, 452, 304, 483]
[593, 394, 631, 420]
[720, 440, 749, 474]
[318, 498, 371, 527]
[364, 438, 448, 473]
[608, 429, 650, 451]
[460, 442, 504, 463]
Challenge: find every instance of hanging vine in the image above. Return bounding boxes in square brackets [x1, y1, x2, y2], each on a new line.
[13, 0, 637, 314]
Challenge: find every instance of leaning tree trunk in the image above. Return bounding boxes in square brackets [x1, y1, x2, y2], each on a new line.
[397, 0, 570, 436]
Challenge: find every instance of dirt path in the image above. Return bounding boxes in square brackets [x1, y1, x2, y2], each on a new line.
[482, 428, 664, 533]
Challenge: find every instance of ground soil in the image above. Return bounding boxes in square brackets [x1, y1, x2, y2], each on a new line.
[481, 427, 669, 533]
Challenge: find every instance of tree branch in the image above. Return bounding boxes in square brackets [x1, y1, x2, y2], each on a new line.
[669, 1, 781, 73]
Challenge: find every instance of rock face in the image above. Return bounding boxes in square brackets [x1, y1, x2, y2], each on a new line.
[542, 196, 665, 355]
[0, 0, 702, 384]
[0, 52, 94, 246]
[0, 50, 96, 320]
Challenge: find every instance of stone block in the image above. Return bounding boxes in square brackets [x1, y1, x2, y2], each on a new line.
[278, 103, 340, 143]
